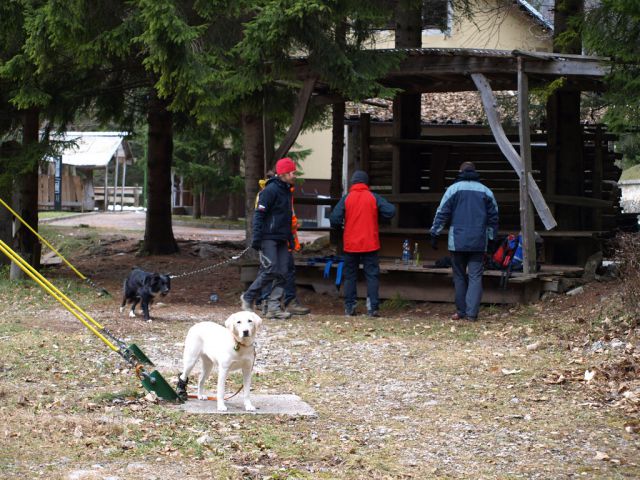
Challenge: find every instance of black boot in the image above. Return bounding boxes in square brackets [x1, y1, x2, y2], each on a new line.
[176, 375, 188, 401]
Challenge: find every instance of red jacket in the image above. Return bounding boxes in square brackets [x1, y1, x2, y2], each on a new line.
[330, 183, 395, 253]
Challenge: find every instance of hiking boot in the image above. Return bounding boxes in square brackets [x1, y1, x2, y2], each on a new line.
[261, 302, 268, 315]
[266, 309, 291, 320]
[451, 312, 465, 320]
[367, 310, 380, 318]
[286, 299, 310, 315]
[345, 307, 357, 317]
[240, 294, 253, 312]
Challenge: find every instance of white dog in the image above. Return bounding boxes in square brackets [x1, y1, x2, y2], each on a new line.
[176, 311, 262, 411]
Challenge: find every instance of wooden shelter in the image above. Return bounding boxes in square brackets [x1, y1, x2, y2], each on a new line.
[248, 48, 621, 303]
[39, 132, 136, 211]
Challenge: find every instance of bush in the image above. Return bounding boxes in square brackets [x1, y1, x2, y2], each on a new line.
[616, 233, 640, 327]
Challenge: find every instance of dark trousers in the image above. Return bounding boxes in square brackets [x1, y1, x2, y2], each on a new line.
[451, 251, 484, 319]
[258, 251, 296, 306]
[244, 239, 289, 311]
[343, 251, 379, 313]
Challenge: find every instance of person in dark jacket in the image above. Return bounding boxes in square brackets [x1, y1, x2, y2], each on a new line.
[330, 170, 396, 317]
[241, 158, 297, 319]
[430, 161, 499, 321]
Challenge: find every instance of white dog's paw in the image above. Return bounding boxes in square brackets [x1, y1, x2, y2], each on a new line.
[146, 318, 152, 323]
[129, 311, 136, 318]
[245, 403, 256, 412]
[197, 394, 208, 401]
[119, 306, 124, 313]
[217, 403, 228, 412]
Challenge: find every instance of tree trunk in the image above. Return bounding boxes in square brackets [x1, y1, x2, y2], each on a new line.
[0, 141, 20, 266]
[226, 154, 243, 221]
[192, 190, 201, 219]
[141, 94, 178, 255]
[10, 110, 41, 279]
[242, 113, 263, 245]
[330, 102, 345, 248]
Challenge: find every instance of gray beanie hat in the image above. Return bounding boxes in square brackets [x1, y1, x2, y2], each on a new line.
[350, 170, 369, 185]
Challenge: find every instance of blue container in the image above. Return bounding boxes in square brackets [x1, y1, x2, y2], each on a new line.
[402, 239, 411, 264]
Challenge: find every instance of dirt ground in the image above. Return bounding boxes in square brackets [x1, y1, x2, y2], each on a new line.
[1, 227, 639, 479]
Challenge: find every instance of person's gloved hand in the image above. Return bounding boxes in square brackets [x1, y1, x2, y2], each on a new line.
[430, 235, 438, 250]
[487, 238, 497, 253]
[251, 240, 261, 251]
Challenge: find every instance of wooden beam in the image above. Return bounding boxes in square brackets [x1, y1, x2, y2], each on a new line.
[592, 126, 604, 230]
[359, 113, 371, 173]
[518, 58, 537, 274]
[471, 73, 557, 230]
[273, 76, 317, 162]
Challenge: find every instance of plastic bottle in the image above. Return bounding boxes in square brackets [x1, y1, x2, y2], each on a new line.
[413, 242, 420, 266]
[402, 239, 411, 265]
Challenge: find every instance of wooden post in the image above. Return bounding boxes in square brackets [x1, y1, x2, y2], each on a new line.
[472, 73, 557, 231]
[517, 58, 537, 274]
[120, 156, 127, 211]
[592, 126, 603, 230]
[104, 166, 109, 211]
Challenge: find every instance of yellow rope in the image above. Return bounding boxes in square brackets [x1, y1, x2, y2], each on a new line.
[0, 197, 87, 280]
[0, 240, 118, 352]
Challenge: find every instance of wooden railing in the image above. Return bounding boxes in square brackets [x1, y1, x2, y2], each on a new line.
[94, 186, 143, 208]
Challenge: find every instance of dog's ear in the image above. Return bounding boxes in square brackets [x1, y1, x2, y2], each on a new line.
[249, 312, 263, 329]
[224, 313, 237, 331]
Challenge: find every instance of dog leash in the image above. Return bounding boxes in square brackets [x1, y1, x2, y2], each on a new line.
[169, 246, 252, 280]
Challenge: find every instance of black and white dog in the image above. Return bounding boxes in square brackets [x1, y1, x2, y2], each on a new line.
[120, 268, 171, 321]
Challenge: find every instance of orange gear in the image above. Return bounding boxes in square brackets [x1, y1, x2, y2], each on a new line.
[289, 186, 301, 252]
[291, 215, 301, 251]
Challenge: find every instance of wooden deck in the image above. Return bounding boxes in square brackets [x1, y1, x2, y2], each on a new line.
[239, 258, 585, 305]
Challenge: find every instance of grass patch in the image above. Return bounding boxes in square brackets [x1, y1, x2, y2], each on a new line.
[171, 214, 245, 230]
[39, 225, 101, 258]
[38, 211, 82, 220]
[92, 388, 143, 403]
[380, 294, 413, 313]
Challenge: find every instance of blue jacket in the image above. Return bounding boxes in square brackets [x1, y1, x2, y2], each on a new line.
[252, 177, 293, 245]
[430, 170, 499, 252]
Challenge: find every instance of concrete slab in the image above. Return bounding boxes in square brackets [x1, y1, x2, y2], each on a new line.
[178, 394, 316, 416]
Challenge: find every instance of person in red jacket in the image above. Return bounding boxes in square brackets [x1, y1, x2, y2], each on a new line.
[329, 170, 396, 317]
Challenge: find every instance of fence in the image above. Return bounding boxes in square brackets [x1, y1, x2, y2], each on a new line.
[94, 186, 143, 210]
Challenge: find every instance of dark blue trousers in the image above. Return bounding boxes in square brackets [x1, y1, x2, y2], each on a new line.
[258, 251, 296, 306]
[451, 251, 484, 319]
[343, 251, 379, 313]
[244, 239, 289, 311]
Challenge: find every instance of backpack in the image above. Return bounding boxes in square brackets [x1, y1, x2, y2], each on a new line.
[490, 233, 543, 288]
[491, 234, 522, 271]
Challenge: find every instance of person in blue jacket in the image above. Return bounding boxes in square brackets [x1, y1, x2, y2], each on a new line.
[430, 161, 499, 321]
[241, 158, 297, 319]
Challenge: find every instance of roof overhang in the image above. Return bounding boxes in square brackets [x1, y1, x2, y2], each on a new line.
[294, 48, 610, 101]
[47, 131, 132, 168]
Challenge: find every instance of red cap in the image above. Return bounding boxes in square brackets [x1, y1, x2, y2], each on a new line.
[275, 157, 296, 175]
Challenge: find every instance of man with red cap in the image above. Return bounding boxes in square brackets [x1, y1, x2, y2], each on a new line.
[241, 157, 298, 319]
